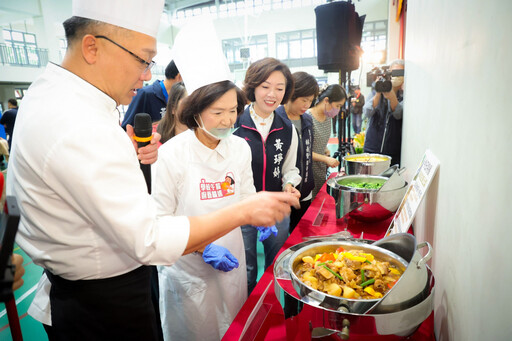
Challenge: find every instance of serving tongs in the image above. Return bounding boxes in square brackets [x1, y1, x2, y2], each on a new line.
[376, 165, 406, 193]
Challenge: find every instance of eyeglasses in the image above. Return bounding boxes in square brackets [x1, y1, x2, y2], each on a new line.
[95, 35, 155, 74]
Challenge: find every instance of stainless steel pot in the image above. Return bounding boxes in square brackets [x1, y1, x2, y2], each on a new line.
[326, 175, 408, 220]
[288, 241, 407, 314]
[273, 236, 434, 339]
[343, 153, 391, 175]
[287, 237, 431, 315]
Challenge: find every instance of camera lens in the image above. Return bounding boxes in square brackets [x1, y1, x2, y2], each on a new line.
[375, 80, 392, 92]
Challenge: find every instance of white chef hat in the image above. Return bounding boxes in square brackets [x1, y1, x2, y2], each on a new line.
[172, 18, 232, 94]
[72, 0, 164, 38]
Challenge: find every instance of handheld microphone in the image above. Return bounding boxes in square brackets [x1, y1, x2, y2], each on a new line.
[133, 113, 153, 194]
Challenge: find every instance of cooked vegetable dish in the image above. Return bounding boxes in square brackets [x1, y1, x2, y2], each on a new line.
[295, 248, 402, 299]
[342, 181, 383, 190]
[345, 156, 389, 162]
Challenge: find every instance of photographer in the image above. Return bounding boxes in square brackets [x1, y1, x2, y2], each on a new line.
[363, 59, 404, 165]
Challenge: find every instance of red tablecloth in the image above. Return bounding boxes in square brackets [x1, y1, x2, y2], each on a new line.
[223, 180, 435, 341]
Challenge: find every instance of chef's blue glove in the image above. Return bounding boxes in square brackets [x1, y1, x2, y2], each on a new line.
[256, 225, 278, 242]
[202, 243, 239, 272]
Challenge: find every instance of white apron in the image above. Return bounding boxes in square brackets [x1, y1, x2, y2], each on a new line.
[158, 156, 247, 341]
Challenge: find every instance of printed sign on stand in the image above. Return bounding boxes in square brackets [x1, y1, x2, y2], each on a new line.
[386, 149, 440, 236]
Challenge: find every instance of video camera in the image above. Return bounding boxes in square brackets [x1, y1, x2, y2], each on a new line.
[366, 66, 405, 92]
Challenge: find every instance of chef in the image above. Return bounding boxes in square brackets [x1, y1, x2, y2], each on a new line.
[153, 20, 258, 340]
[6, 0, 298, 340]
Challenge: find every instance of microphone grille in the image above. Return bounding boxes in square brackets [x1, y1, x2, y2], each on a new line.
[134, 113, 152, 137]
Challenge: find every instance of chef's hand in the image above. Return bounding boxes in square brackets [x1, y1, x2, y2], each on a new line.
[126, 124, 161, 165]
[241, 192, 300, 227]
[256, 225, 278, 242]
[202, 244, 239, 272]
[11, 254, 25, 291]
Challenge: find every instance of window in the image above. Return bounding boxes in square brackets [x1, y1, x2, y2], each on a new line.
[1, 28, 48, 67]
[223, 35, 268, 69]
[276, 29, 316, 61]
[173, 0, 328, 21]
[360, 20, 388, 64]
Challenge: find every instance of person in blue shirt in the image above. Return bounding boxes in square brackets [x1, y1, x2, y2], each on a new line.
[121, 60, 181, 129]
[0, 98, 18, 150]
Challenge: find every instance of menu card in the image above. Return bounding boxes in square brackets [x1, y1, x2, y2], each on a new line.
[386, 149, 440, 235]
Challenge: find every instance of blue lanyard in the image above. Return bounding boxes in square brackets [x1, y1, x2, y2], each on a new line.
[160, 80, 169, 102]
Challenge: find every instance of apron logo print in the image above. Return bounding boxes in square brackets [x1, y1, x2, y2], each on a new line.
[199, 173, 235, 200]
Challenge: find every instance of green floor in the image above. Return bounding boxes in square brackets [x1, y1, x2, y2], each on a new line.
[0, 246, 48, 341]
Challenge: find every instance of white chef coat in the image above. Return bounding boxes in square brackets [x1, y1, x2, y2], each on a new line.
[153, 129, 254, 341]
[7, 63, 190, 324]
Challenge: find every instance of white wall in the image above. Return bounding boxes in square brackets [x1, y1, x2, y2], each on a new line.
[403, 0, 512, 339]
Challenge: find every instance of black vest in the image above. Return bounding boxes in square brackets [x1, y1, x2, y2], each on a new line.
[275, 106, 315, 198]
[235, 106, 293, 192]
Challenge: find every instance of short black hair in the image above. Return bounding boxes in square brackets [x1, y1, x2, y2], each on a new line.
[7, 98, 17, 107]
[63, 16, 128, 48]
[63, 16, 104, 46]
[165, 60, 180, 80]
[243, 58, 294, 105]
[290, 72, 319, 102]
[180, 81, 246, 129]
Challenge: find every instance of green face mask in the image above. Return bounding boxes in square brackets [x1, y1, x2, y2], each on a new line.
[196, 116, 238, 140]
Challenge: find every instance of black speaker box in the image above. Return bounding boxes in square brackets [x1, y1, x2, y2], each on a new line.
[315, 2, 365, 72]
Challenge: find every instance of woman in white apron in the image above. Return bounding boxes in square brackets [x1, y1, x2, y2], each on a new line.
[153, 80, 254, 341]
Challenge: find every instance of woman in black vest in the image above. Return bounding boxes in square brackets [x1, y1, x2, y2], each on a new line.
[234, 58, 301, 293]
[275, 72, 319, 233]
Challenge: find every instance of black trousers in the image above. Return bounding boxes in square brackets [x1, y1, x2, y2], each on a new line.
[46, 266, 158, 341]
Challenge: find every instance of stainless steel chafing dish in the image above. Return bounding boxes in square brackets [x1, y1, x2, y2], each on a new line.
[273, 233, 433, 339]
[326, 174, 408, 220]
[343, 153, 391, 175]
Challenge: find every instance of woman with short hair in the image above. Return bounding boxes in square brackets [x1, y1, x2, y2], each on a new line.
[234, 57, 301, 293]
[153, 80, 254, 340]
